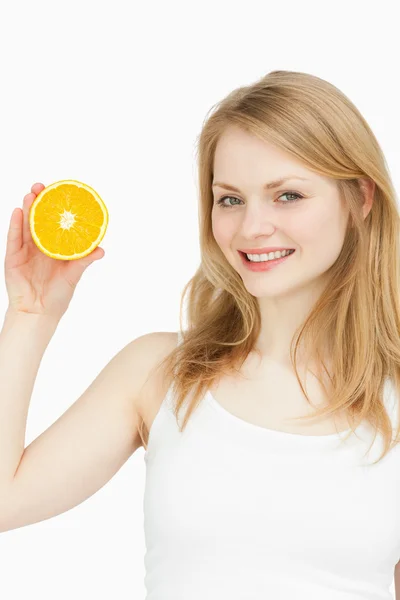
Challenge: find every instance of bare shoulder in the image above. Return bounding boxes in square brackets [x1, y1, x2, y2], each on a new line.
[133, 331, 179, 428]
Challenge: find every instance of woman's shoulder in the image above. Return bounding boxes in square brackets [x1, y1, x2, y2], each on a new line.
[134, 331, 179, 425]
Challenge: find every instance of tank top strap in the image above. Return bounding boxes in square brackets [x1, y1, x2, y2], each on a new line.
[162, 330, 184, 413]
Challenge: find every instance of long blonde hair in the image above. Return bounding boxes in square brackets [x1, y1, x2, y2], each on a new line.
[139, 69, 400, 465]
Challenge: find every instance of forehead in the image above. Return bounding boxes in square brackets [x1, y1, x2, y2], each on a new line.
[213, 126, 336, 190]
[213, 126, 296, 166]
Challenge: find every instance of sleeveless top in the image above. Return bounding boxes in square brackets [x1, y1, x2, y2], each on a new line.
[142, 331, 400, 599]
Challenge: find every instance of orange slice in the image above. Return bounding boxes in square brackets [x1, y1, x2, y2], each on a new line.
[29, 180, 109, 261]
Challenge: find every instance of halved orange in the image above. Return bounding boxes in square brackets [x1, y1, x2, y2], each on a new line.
[29, 180, 109, 261]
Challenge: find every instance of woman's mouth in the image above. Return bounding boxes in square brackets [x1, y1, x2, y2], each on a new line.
[238, 249, 296, 272]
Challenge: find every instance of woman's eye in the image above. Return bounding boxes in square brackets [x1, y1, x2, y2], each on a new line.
[216, 195, 241, 208]
[216, 191, 303, 208]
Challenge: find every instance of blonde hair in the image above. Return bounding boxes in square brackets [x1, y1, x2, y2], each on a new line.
[139, 69, 400, 465]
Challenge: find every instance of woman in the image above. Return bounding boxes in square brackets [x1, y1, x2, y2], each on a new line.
[1, 69, 400, 598]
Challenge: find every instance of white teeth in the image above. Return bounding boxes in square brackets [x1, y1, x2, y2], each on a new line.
[246, 249, 294, 262]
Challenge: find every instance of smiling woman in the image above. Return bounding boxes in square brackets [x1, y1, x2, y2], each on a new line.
[2, 68, 400, 600]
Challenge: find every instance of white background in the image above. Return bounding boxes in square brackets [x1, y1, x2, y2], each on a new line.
[0, 0, 399, 598]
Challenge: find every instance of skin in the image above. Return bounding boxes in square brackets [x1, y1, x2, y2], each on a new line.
[211, 125, 375, 367]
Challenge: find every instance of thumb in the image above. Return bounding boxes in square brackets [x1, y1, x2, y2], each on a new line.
[77, 246, 105, 266]
[64, 247, 105, 284]
[88, 247, 105, 261]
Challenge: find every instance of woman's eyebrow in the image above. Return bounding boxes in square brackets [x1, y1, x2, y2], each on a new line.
[212, 176, 311, 193]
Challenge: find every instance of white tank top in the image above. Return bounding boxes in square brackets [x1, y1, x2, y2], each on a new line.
[143, 331, 400, 599]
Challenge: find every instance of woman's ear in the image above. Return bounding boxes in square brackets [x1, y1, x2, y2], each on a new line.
[358, 178, 375, 220]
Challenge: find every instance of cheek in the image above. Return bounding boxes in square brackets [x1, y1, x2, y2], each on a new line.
[296, 207, 346, 246]
[298, 209, 347, 267]
[320, 210, 347, 248]
[211, 213, 233, 248]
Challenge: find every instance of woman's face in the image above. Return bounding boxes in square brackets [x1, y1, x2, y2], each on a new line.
[211, 125, 353, 300]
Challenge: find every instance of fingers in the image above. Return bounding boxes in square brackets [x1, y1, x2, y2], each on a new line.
[21, 184, 45, 246]
[6, 184, 45, 258]
[6, 208, 23, 259]
[22, 193, 36, 246]
[31, 182, 45, 195]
